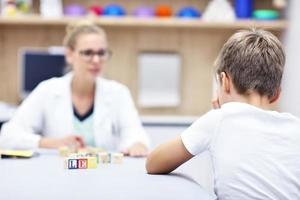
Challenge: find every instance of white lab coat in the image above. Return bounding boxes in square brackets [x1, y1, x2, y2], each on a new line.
[0, 73, 150, 150]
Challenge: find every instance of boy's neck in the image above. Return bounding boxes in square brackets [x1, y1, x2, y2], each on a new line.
[232, 92, 272, 110]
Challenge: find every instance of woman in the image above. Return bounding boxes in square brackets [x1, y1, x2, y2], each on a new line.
[0, 20, 150, 157]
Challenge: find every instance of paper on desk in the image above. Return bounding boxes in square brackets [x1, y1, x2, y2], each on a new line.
[0, 149, 38, 158]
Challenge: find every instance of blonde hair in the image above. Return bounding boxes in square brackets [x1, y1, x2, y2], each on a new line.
[63, 20, 106, 49]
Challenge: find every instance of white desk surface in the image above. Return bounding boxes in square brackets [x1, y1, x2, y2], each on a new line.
[0, 150, 215, 200]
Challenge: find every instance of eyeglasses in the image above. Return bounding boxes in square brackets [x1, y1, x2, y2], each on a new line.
[78, 49, 112, 61]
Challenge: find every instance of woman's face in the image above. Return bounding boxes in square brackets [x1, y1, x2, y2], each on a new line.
[66, 33, 109, 82]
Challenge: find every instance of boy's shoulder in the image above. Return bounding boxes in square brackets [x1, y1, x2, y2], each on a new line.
[220, 102, 300, 130]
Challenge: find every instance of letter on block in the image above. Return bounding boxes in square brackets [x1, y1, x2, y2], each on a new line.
[78, 159, 88, 169]
[68, 159, 78, 169]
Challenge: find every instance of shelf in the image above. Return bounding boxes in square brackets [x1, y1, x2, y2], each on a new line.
[0, 16, 287, 30]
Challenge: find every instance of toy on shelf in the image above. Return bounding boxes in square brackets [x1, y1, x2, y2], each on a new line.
[1, 0, 32, 17]
[40, 0, 63, 18]
[253, 10, 279, 20]
[155, 5, 172, 17]
[64, 4, 86, 16]
[103, 4, 126, 17]
[202, 0, 235, 22]
[133, 6, 155, 18]
[89, 5, 103, 16]
[272, 0, 287, 9]
[176, 6, 201, 19]
[235, 0, 253, 19]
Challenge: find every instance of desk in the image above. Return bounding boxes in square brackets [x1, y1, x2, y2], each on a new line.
[0, 151, 215, 200]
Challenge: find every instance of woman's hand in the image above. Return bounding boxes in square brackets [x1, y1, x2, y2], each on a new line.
[123, 142, 148, 157]
[39, 136, 85, 150]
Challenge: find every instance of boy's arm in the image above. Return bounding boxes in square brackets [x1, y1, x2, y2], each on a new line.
[146, 136, 193, 174]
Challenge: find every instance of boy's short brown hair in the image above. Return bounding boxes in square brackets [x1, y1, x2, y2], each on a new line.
[215, 29, 285, 99]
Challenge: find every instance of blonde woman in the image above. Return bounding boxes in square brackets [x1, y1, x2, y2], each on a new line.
[0, 20, 150, 157]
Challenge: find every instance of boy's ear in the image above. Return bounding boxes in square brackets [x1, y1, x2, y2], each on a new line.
[221, 72, 231, 94]
[269, 87, 281, 103]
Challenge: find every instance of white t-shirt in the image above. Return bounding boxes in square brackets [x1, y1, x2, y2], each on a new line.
[181, 102, 300, 200]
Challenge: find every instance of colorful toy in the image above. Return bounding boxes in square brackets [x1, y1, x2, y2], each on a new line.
[98, 152, 111, 163]
[2, 3, 17, 16]
[202, 0, 236, 22]
[77, 158, 88, 169]
[64, 4, 86, 16]
[253, 10, 279, 20]
[16, 0, 30, 13]
[62, 146, 124, 169]
[103, 4, 126, 16]
[1, 0, 32, 16]
[272, 0, 287, 9]
[64, 152, 124, 169]
[235, 0, 253, 19]
[65, 155, 98, 169]
[133, 6, 155, 18]
[155, 5, 172, 17]
[87, 157, 98, 168]
[89, 5, 103, 16]
[67, 159, 78, 169]
[40, 0, 63, 18]
[176, 6, 201, 18]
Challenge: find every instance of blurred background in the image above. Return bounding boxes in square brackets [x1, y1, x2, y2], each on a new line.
[0, 0, 298, 193]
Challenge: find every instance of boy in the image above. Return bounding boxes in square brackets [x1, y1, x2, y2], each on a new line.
[146, 29, 300, 199]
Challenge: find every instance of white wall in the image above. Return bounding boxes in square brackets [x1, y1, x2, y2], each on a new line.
[279, 0, 300, 117]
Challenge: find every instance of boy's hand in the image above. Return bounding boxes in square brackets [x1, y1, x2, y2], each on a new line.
[39, 136, 85, 150]
[122, 142, 148, 157]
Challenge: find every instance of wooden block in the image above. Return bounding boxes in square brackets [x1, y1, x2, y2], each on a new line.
[111, 153, 124, 164]
[78, 159, 88, 169]
[87, 157, 97, 169]
[64, 159, 68, 169]
[98, 152, 110, 164]
[68, 159, 78, 169]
